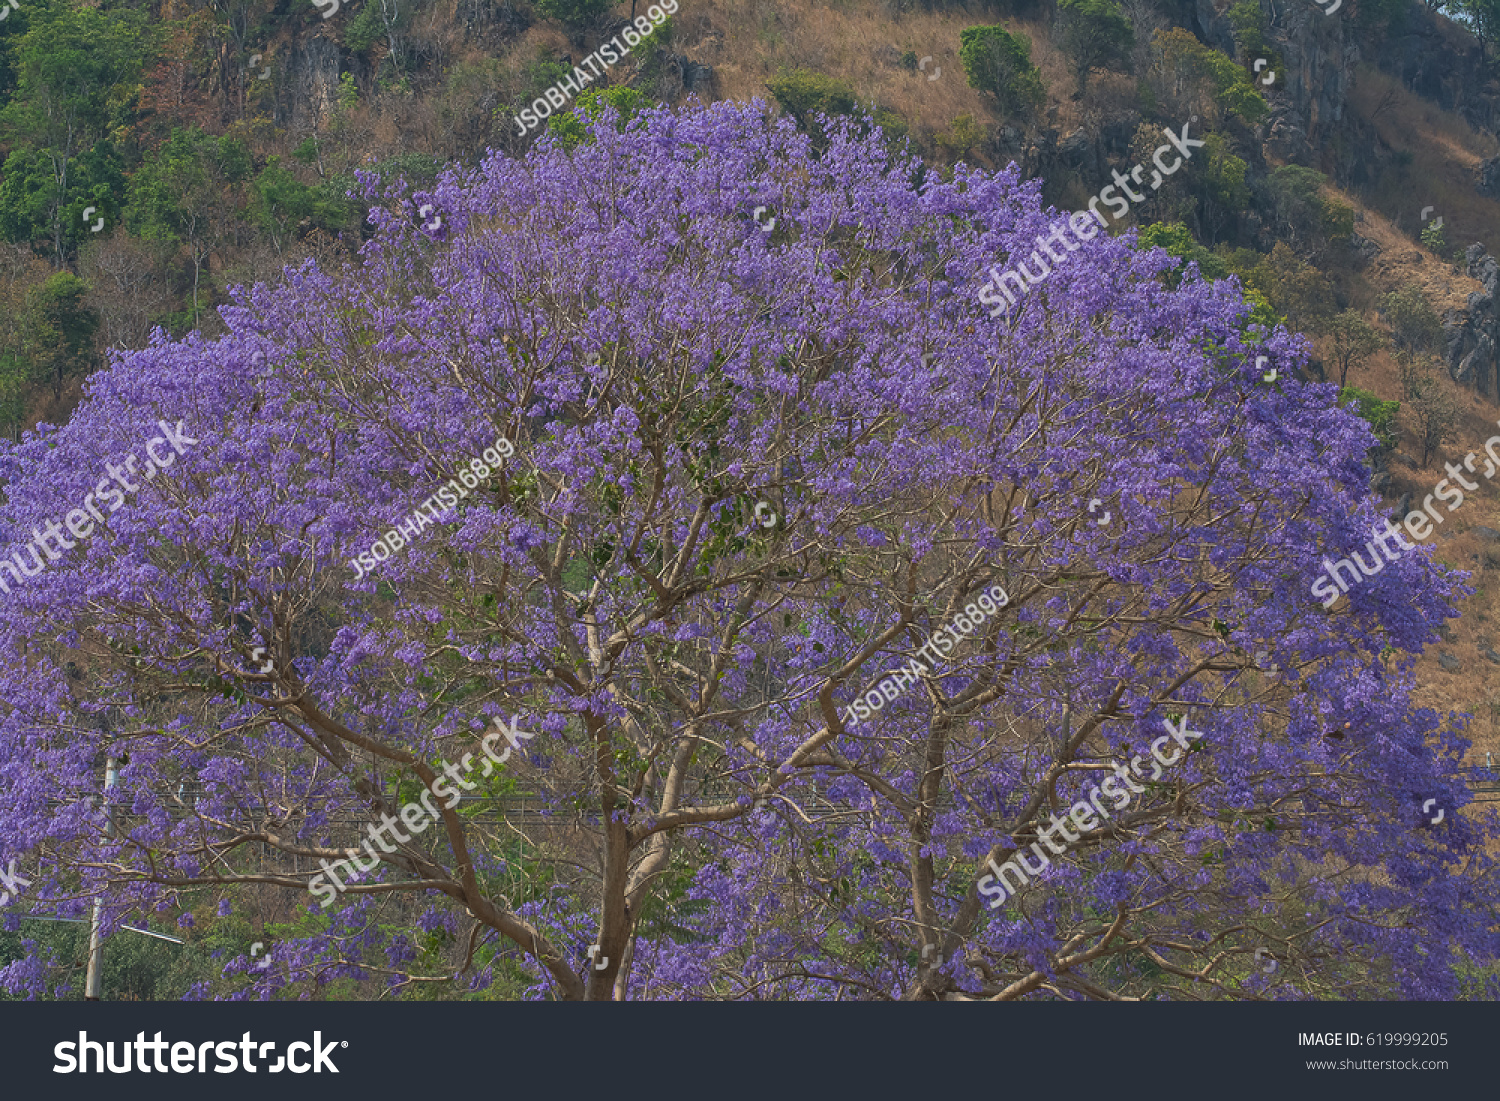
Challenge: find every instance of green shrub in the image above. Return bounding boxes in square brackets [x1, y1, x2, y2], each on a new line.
[1421, 218, 1448, 253]
[1137, 222, 1229, 282]
[1227, 0, 1271, 60]
[872, 107, 910, 146]
[958, 25, 1046, 115]
[1339, 386, 1401, 451]
[1149, 29, 1268, 125]
[766, 69, 859, 127]
[548, 87, 648, 151]
[935, 113, 985, 160]
[1265, 165, 1352, 252]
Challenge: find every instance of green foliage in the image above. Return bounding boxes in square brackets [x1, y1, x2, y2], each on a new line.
[935, 113, 984, 160]
[1149, 29, 1268, 125]
[1421, 217, 1448, 253]
[872, 107, 910, 148]
[344, 2, 387, 53]
[638, 15, 674, 52]
[1264, 165, 1351, 254]
[958, 25, 1046, 115]
[1057, 0, 1132, 94]
[508, 54, 572, 123]
[548, 87, 649, 151]
[1227, 0, 1271, 60]
[1248, 241, 1334, 334]
[1137, 222, 1229, 283]
[368, 152, 443, 189]
[766, 69, 859, 127]
[1381, 286, 1443, 354]
[534, 0, 614, 29]
[0, 0, 149, 261]
[124, 128, 251, 245]
[249, 156, 351, 252]
[27, 271, 97, 399]
[337, 71, 359, 115]
[1340, 386, 1401, 451]
[1199, 131, 1250, 210]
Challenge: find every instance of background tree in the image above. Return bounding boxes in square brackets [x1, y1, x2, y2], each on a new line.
[959, 25, 1046, 115]
[1382, 286, 1444, 354]
[1324, 309, 1384, 386]
[1249, 242, 1335, 336]
[0, 0, 149, 264]
[0, 100, 1489, 1003]
[22, 271, 97, 400]
[1456, 0, 1500, 68]
[1057, 0, 1132, 97]
[1398, 351, 1461, 467]
[1263, 166, 1354, 262]
[124, 128, 253, 328]
[1145, 29, 1268, 127]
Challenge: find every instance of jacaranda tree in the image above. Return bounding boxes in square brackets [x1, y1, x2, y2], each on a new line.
[0, 99, 1494, 1001]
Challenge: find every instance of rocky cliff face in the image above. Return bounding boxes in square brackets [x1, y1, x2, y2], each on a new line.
[1191, 0, 1356, 166]
[275, 34, 344, 134]
[1448, 244, 1500, 402]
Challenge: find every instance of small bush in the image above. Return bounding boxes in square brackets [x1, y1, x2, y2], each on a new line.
[935, 113, 985, 160]
[1421, 218, 1448, 253]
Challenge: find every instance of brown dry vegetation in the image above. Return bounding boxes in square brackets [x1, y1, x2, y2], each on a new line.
[1348, 63, 1500, 261]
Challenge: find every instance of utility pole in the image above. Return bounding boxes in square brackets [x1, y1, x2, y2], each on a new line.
[84, 755, 119, 1001]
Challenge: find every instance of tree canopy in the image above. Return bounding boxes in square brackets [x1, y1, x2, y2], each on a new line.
[0, 99, 1491, 1001]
